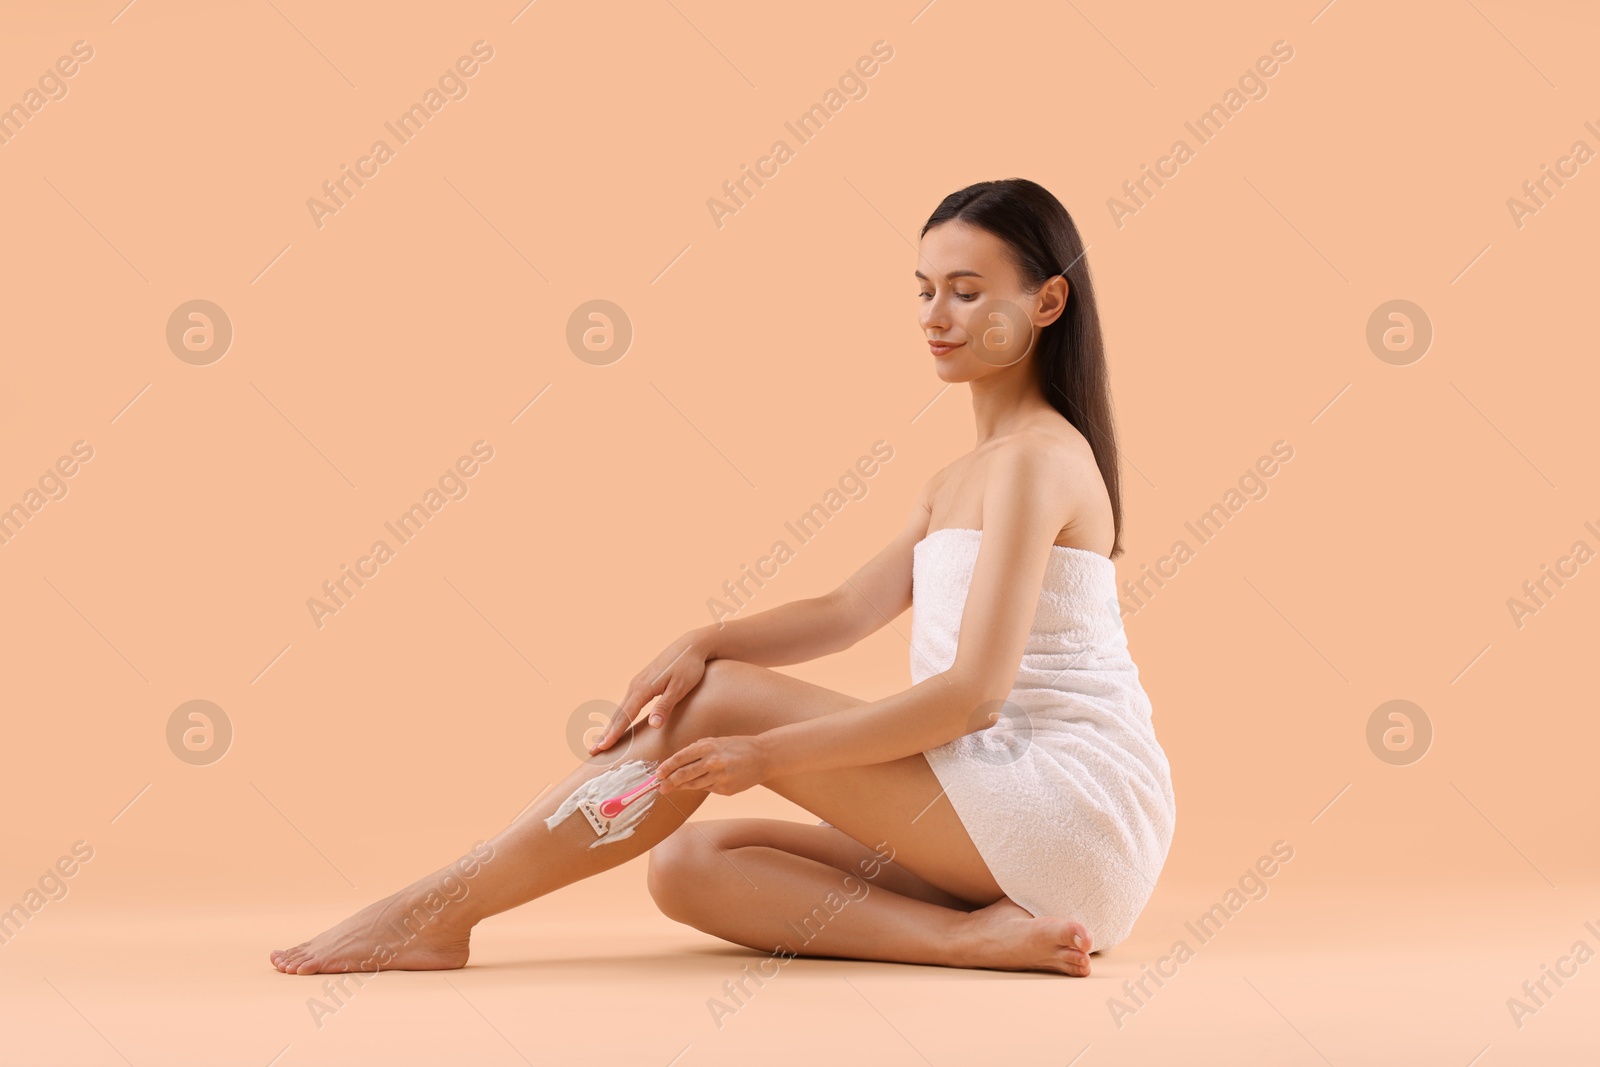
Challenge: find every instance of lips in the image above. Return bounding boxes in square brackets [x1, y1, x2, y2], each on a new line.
[928, 340, 964, 355]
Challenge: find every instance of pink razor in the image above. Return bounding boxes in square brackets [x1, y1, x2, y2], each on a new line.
[598, 774, 661, 819]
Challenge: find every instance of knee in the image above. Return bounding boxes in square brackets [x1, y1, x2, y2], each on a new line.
[647, 830, 720, 921]
[666, 657, 753, 736]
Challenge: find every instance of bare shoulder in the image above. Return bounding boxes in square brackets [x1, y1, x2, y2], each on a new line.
[915, 453, 960, 512]
[982, 431, 1066, 511]
[920, 409, 1111, 552]
[989, 416, 1112, 551]
[992, 419, 1095, 492]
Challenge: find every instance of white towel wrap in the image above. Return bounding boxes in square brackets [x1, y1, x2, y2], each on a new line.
[913, 527, 1176, 951]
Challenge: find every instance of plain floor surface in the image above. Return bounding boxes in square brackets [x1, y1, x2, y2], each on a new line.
[2, 874, 1595, 1066]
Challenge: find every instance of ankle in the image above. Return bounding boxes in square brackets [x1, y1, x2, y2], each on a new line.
[391, 870, 483, 936]
[942, 908, 990, 966]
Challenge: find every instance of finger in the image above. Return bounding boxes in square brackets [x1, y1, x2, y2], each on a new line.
[592, 695, 633, 752]
[591, 703, 633, 753]
[664, 766, 712, 794]
[648, 683, 684, 728]
[622, 673, 664, 721]
[646, 645, 692, 691]
[633, 647, 694, 732]
[594, 679, 658, 752]
[658, 754, 704, 792]
[654, 749, 685, 781]
[657, 756, 693, 786]
[660, 737, 709, 772]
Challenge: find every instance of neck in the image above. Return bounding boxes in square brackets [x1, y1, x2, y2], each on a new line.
[970, 362, 1048, 445]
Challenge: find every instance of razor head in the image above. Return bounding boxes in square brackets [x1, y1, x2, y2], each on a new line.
[578, 799, 610, 837]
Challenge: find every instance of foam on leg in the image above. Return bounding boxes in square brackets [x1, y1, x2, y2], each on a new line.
[545, 758, 661, 849]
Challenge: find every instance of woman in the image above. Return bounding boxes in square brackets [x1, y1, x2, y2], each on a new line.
[269, 178, 1176, 979]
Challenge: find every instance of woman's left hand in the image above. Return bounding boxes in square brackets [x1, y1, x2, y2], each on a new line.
[657, 735, 770, 796]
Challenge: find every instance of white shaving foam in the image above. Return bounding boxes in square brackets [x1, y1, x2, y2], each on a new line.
[545, 758, 661, 849]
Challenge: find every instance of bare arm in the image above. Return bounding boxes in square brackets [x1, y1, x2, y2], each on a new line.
[750, 439, 1076, 777]
[690, 486, 935, 667]
[594, 487, 938, 753]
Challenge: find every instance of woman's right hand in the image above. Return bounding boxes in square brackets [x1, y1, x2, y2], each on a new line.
[590, 630, 713, 754]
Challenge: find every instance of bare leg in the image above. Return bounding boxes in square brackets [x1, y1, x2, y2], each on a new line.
[649, 819, 1092, 976]
[269, 715, 717, 974]
[272, 660, 825, 973]
[269, 659, 1092, 976]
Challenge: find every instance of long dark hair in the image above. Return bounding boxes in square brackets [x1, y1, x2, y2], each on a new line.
[920, 178, 1125, 559]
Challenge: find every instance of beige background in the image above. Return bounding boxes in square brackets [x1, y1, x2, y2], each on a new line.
[2, 0, 1596, 1063]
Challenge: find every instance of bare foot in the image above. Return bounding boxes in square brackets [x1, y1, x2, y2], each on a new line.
[958, 897, 1094, 976]
[269, 881, 473, 975]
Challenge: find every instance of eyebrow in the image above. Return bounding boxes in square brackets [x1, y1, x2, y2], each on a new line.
[914, 269, 984, 281]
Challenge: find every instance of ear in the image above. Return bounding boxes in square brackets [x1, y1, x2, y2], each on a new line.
[1033, 276, 1069, 329]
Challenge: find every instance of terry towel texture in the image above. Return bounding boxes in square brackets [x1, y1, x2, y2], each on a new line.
[915, 527, 1176, 952]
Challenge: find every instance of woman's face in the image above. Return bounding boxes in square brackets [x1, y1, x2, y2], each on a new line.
[916, 220, 1064, 382]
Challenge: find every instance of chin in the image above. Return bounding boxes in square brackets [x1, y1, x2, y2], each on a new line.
[932, 358, 980, 384]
